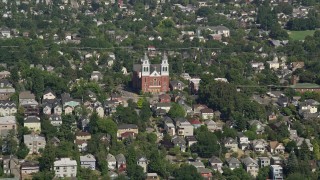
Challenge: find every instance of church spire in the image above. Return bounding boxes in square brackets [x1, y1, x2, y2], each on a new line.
[161, 52, 169, 76]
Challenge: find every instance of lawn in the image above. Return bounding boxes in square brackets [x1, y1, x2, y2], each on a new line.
[288, 30, 315, 41]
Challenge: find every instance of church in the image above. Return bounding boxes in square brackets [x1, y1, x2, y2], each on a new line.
[132, 53, 169, 93]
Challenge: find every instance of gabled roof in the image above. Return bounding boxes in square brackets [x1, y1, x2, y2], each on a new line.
[106, 153, 116, 162]
[241, 157, 257, 166]
[227, 157, 241, 164]
[209, 156, 222, 164]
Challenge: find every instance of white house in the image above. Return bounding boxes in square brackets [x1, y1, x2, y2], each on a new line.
[54, 158, 77, 178]
[106, 153, 117, 170]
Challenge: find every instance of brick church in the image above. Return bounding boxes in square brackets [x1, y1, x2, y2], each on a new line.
[132, 53, 169, 93]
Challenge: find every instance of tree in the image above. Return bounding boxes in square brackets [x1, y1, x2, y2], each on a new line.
[148, 151, 167, 177]
[313, 141, 320, 160]
[286, 151, 299, 175]
[168, 103, 185, 119]
[257, 166, 270, 180]
[191, 126, 220, 158]
[4, 130, 17, 155]
[16, 143, 29, 159]
[173, 164, 202, 180]
[140, 100, 152, 122]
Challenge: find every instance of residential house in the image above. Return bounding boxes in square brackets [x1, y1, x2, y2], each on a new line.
[0, 79, 15, 100]
[146, 173, 160, 180]
[205, 120, 220, 132]
[0, 71, 10, 79]
[80, 154, 96, 170]
[299, 99, 320, 119]
[189, 160, 205, 168]
[158, 94, 171, 103]
[24, 134, 46, 154]
[268, 141, 285, 154]
[258, 157, 270, 168]
[137, 156, 148, 173]
[169, 80, 186, 91]
[24, 116, 41, 132]
[0, 100, 17, 116]
[20, 161, 39, 180]
[197, 167, 213, 179]
[0, 26, 11, 38]
[251, 139, 267, 153]
[163, 117, 176, 136]
[248, 120, 265, 134]
[296, 138, 313, 151]
[154, 102, 171, 112]
[190, 78, 201, 94]
[61, 93, 81, 114]
[19, 91, 39, 116]
[95, 105, 104, 118]
[107, 153, 117, 170]
[76, 131, 92, 141]
[42, 89, 56, 100]
[224, 137, 238, 152]
[266, 61, 280, 69]
[75, 140, 88, 152]
[117, 124, 139, 140]
[209, 156, 223, 173]
[115, 154, 126, 172]
[90, 71, 103, 81]
[176, 119, 193, 137]
[180, 73, 191, 81]
[185, 136, 197, 147]
[238, 133, 249, 150]
[290, 61, 305, 71]
[271, 156, 283, 165]
[193, 104, 208, 115]
[189, 119, 202, 129]
[241, 157, 259, 177]
[270, 165, 283, 180]
[3, 155, 19, 177]
[226, 157, 241, 170]
[54, 158, 77, 178]
[200, 108, 214, 120]
[172, 135, 186, 152]
[49, 114, 62, 127]
[50, 137, 60, 147]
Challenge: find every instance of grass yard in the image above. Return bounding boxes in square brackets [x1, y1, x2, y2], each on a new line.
[288, 30, 315, 41]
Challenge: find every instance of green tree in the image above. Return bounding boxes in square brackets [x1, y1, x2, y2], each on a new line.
[191, 126, 220, 158]
[168, 103, 185, 118]
[173, 164, 202, 180]
[286, 151, 299, 175]
[16, 143, 29, 159]
[257, 166, 270, 180]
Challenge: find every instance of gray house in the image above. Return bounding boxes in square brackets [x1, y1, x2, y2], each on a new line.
[115, 154, 126, 170]
[258, 157, 270, 168]
[226, 157, 241, 170]
[80, 154, 96, 170]
[172, 135, 186, 152]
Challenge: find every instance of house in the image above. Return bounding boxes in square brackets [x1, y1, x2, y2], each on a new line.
[268, 141, 285, 154]
[132, 54, 169, 93]
[209, 156, 223, 173]
[197, 26, 230, 37]
[270, 165, 283, 180]
[154, 102, 171, 112]
[266, 61, 280, 69]
[24, 134, 46, 154]
[189, 160, 205, 168]
[76, 131, 92, 141]
[106, 153, 117, 170]
[163, 117, 176, 136]
[193, 104, 208, 114]
[296, 138, 313, 151]
[0, 71, 10, 79]
[80, 154, 96, 170]
[205, 120, 218, 132]
[226, 157, 241, 170]
[61, 93, 81, 114]
[3, 155, 19, 176]
[189, 119, 202, 129]
[197, 167, 213, 179]
[53, 103, 62, 115]
[117, 124, 139, 140]
[0, 116, 16, 137]
[19, 91, 39, 116]
[115, 154, 126, 171]
[20, 161, 39, 180]
[200, 108, 214, 120]
[241, 157, 259, 177]
[172, 135, 186, 152]
[95, 105, 105, 118]
[24, 116, 41, 132]
[0, 87, 15, 100]
[271, 156, 283, 165]
[180, 73, 191, 80]
[42, 89, 56, 100]
[251, 139, 267, 153]
[169, 80, 186, 91]
[190, 78, 201, 94]
[299, 99, 319, 117]
[291, 61, 305, 71]
[224, 137, 238, 152]
[0, 100, 17, 116]
[238, 133, 249, 150]
[248, 120, 265, 134]
[185, 136, 197, 147]
[49, 114, 62, 127]
[176, 119, 193, 137]
[258, 157, 270, 168]
[137, 156, 148, 173]
[54, 158, 77, 178]
[146, 173, 160, 180]
[50, 137, 60, 147]
[159, 94, 171, 103]
[91, 71, 103, 81]
[0, 26, 11, 38]
[75, 140, 88, 152]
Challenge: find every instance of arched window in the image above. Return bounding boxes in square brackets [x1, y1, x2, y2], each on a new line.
[153, 78, 157, 86]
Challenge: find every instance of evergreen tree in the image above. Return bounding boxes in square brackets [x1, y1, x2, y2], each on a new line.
[286, 151, 299, 175]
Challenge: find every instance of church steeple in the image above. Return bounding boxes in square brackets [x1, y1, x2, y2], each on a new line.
[141, 53, 150, 76]
[161, 52, 169, 76]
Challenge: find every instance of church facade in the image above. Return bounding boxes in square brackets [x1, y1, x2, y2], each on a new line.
[132, 53, 169, 93]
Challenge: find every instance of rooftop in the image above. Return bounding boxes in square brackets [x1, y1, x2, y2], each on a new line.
[54, 158, 77, 167]
[0, 116, 16, 124]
